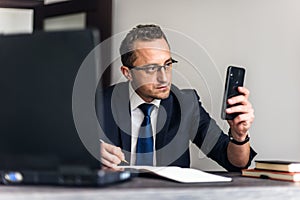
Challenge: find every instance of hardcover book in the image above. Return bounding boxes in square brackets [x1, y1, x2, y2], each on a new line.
[255, 160, 300, 172]
[242, 168, 300, 182]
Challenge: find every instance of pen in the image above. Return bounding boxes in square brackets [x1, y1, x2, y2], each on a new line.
[99, 139, 129, 164]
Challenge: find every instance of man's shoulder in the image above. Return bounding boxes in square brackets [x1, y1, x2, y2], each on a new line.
[95, 82, 129, 108]
[170, 84, 199, 100]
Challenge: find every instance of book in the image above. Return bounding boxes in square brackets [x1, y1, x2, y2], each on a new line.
[117, 166, 232, 183]
[255, 160, 300, 172]
[242, 168, 300, 182]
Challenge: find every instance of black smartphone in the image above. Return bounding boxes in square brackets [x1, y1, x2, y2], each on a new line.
[221, 66, 245, 120]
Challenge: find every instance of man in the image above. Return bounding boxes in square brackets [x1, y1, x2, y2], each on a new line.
[96, 24, 256, 171]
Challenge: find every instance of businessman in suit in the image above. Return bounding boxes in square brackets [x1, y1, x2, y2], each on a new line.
[96, 24, 256, 171]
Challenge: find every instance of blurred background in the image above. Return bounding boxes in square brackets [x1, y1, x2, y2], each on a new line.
[1, 0, 299, 171]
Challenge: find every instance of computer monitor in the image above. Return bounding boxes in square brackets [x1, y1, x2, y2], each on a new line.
[0, 29, 101, 171]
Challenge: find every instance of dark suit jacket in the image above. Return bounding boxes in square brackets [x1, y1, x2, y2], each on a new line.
[96, 82, 256, 171]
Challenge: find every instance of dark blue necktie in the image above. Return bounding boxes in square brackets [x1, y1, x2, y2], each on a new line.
[136, 103, 154, 166]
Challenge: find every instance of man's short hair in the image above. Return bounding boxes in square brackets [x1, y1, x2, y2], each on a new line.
[119, 24, 170, 67]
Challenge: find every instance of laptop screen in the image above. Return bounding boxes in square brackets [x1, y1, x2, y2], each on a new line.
[0, 29, 101, 171]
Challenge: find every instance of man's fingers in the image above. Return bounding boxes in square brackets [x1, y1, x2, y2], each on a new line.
[227, 87, 250, 106]
[102, 165, 125, 172]
[226, 103, 253, 114]
[233, 113, 253, 126]
[238, 86, 250, 98]
[100, 142, 125, 167]
[102, 142, 125, 160]
[101, 157, 117, 168]
[227, 95, 245, 105]
[101, 148, 122, 165]
[111, 147, 125, 161]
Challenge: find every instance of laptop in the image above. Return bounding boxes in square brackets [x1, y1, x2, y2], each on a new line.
[0, 29, 131, 186]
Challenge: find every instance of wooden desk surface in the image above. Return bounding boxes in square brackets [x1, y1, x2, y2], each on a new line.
[0, 172, 300, 200]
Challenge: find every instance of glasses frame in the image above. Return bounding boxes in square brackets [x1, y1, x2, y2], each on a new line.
[126, 58, 178, 74]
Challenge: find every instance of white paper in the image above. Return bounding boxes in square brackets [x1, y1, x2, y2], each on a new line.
[118, 166, 232, 183]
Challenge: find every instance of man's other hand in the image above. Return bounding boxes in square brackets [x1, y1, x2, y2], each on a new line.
[100, 141, 126, 169]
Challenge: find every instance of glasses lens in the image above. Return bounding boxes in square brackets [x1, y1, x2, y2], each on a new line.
[145, 65, 158, 73]
[130, 59, 178, 75]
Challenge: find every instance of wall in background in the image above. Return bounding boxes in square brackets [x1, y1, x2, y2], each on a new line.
[0, 8, 33, 34]
[44, 13, 85, 31]
[0, 8, 85, 34]
[112, 0, 300, 170]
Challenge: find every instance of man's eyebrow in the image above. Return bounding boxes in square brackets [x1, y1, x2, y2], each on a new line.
[164, 58, 173, 64]
[144, 58, 172, 67]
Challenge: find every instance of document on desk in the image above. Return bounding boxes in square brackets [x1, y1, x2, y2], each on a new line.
[118, 166, 232, 183]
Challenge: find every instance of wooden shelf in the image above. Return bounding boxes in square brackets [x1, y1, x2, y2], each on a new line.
[0, 0, 42, 8]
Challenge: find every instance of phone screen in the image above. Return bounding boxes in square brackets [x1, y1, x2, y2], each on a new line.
[221, 66, 245, 120]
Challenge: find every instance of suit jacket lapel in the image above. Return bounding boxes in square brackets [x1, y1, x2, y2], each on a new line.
[110, 82, 132, 155]
[156, 94, 174, 165]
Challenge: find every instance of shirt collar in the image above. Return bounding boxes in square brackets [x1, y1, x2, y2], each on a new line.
[129, 82, 161, 111]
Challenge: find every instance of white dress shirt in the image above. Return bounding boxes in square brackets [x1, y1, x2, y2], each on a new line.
[129, 83, 160, 166]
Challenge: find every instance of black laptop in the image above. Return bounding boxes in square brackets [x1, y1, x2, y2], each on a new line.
[0, 29, 130, 186]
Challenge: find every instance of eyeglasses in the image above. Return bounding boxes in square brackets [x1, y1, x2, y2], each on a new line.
[126, 58, 178, 75]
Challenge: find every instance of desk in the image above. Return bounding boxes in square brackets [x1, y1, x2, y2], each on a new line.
[0, 172, 299, 200]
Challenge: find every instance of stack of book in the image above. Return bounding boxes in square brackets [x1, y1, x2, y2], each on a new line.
[242, 160, 300, 182]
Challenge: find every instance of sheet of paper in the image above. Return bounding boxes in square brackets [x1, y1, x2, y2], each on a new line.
[118, 166, 232, 183]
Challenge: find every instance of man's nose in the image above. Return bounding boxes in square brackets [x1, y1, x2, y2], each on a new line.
[156, 67, 168, 83]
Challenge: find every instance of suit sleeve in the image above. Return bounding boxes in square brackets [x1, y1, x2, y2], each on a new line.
[190, 90, 257, 172]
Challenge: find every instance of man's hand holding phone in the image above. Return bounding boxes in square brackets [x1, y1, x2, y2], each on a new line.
[221, 66, 254, 141]
[226, 86, 254, 141]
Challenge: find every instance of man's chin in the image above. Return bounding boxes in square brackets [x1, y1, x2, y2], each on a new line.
[153, 91, 170, 100]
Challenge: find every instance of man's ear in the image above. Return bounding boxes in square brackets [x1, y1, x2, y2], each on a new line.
[121, 66, 132, 81]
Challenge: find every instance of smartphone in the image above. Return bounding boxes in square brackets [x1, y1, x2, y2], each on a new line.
[221, 66, 245, 120]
